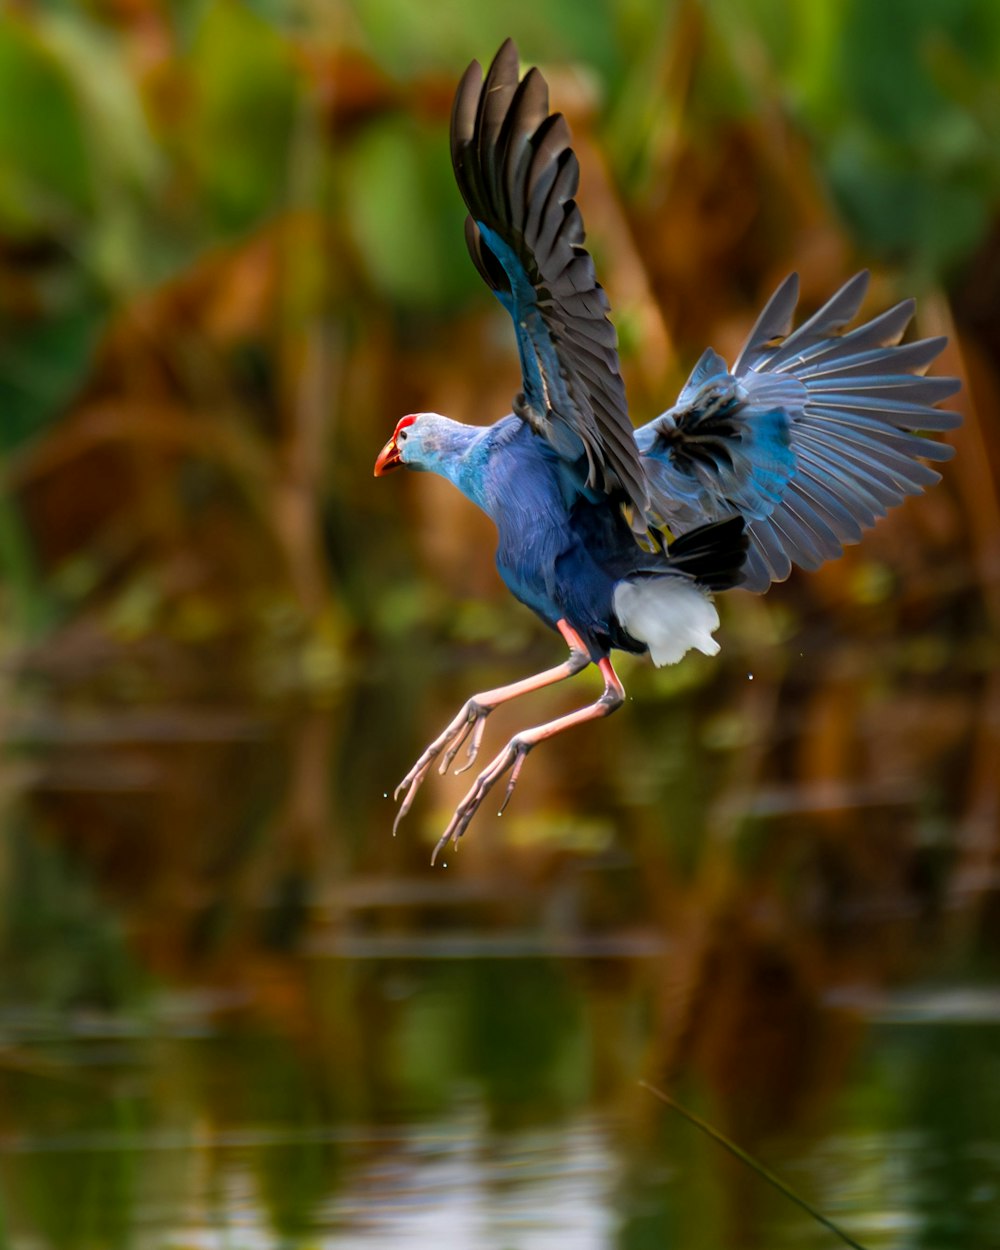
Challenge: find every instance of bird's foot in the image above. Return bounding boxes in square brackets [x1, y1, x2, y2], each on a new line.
[391, 698, 493, 836]
[389, 631, 597, 854]
[430, 737, 533, 865]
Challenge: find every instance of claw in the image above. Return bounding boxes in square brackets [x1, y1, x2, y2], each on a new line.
[498, 746, 531, 813]
[438, 706, 485, 775]
[389, 628, 598, 859]
[453, 715, 489, 774]
[429, 738, 533, 865]
[392, 761, 433, 836]
[390, 699, 493, 835]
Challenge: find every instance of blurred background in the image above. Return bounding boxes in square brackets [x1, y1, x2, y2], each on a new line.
[0, 1, 998, 1246]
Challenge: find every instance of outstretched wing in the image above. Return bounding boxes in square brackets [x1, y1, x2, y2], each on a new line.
[636, 272, 961, 591]
[450, 39, 648, 522]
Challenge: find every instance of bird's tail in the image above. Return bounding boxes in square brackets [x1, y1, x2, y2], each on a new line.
[661, 515, 748, 591]
[611, 518, 747, 667]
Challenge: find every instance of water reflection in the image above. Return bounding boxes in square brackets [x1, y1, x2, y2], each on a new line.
[0, 623, 998, 1248]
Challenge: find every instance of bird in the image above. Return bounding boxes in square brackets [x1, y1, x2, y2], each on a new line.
[374, 38, 960, 864]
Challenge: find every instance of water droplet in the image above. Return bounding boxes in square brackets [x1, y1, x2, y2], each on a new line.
[747, 673, 754, 681]
[383, 792, 388, 799]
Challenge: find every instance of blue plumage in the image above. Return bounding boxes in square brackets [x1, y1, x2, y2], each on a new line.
[635, 350, 798, 524]
[374, 41, 961, 860]
[636, 270, 960, 589]
[391, 414, 743, 663]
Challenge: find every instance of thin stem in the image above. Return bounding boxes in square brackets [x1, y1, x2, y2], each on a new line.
[639, 1080, 869, 1250]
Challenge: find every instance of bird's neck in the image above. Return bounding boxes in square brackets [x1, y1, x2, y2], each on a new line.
[423, 420, 496, 511]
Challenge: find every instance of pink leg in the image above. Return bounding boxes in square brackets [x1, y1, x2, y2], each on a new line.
[430, 657, 625, 864]
[393, 621, 592, 836]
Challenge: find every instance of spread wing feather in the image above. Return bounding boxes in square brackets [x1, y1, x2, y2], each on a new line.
[450, 39, 648, 520]
[450, 45, 958, 594]
[637, 271, 960, 590]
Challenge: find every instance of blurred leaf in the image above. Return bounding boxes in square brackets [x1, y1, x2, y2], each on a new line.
[465, 961, 589, 1127]
[391, 978, 463, 1115]
[41, 13, 160, 195]
[343, 115, 472, 309]
[348, 0, 620, 77]
[106, 575, 164, 642]
[0, 494, 52, 634]
[827, 130, 992, 277]
[0, 293, 104, 451]
[831, 0, 1000, 146]
[0, 818, 147, 1011]
[797, 0, 1000, 277]
[849, 560, 895, 607]
[39, 11, 164, 292]
[187, 0, 299, 231]
[0, 19, 93, 231]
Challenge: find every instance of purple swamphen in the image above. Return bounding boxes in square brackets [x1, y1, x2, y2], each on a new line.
[374, 39, 960, 863]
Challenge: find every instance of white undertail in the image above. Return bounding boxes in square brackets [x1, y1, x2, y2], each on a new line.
[613, 577, 721, 666]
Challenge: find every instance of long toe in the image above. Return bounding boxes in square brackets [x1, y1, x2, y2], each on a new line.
[392, 699, 494, 830]
[429, 737, 532, 864]
[452, 716, 490, 775]
[498, 742, 532, 814]
[439, 703, 491, 774]
[392, 763, 433, 836]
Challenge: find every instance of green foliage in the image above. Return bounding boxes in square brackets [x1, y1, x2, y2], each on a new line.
[0, 291, 104, 452]
[0, 20, 93, 231]
[809, 0, 1000, 277]
[4, 1096, 141, 1250]
[0, 6, 994, 1248]
[605, 0, 1000, 279]
[711, 0, 1000, 279]
[0, 494, 53, 634]
[0, 817, 148, 1014]
[348, 0, 620, 76]
[465, 960, 590, 1126]
[186, 1, 299, 232]
[344, 116, 473, 310]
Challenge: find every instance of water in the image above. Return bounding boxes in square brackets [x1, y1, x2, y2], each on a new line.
[0, 626, 998, 1248]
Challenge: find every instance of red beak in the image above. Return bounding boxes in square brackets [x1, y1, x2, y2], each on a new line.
[374, 435, 402, 476]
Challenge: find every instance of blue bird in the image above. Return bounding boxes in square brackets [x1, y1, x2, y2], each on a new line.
[374, 39, 960, 863]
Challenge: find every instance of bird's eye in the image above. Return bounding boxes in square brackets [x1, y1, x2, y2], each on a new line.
[398, 429, 408, 442]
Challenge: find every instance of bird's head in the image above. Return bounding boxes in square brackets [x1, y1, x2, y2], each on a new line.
[373, 412, 467, 476]
[373, 414, 418, 475]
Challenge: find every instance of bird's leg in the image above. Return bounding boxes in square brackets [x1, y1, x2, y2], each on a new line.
[392, 621, 591, 836]
[431, 657, 625, 864]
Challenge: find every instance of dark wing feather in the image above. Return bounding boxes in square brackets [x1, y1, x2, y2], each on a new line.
[636, 272, 960, 590]
[451, 40, 648, 520]
[737, 274, 960, 589]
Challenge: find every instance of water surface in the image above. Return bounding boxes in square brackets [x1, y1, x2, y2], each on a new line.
[1, 627, 998, 1248]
